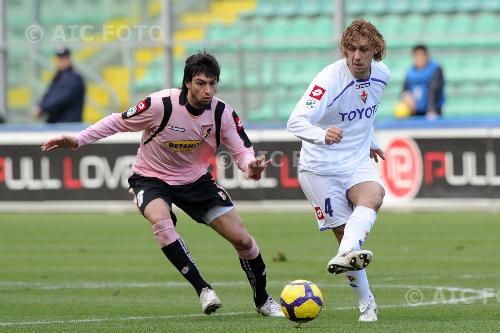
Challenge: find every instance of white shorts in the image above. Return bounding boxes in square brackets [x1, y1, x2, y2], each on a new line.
[298, 158, 385, 231]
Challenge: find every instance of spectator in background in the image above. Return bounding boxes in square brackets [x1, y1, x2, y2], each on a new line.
[399, 44, 445, 120]
[35, 47, 85, 123]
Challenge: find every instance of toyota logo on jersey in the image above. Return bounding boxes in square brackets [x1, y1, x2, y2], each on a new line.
[309, 85, 326, 101]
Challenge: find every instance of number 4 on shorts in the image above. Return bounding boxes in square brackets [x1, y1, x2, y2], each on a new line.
[324, 198, 333, 217]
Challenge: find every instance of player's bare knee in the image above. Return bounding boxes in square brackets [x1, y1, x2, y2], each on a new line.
[146, 213, 171, 225]
[372, 192, 384, 211]
[232, 234, 254, 251]
[237, 236, 260, 259]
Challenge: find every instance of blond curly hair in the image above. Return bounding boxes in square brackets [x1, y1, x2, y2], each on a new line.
[340, 18, 387, 61]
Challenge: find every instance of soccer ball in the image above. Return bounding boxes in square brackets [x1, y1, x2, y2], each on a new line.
[279, 280, 324, 323]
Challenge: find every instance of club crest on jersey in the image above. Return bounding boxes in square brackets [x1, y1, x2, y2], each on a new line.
[360, 90, 368, 104]
[309, 85, 326, 101]
[200, 124, 213, 139]
[122, 97, 151, 119]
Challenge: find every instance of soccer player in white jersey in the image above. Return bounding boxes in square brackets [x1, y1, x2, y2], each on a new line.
[287, 18, 389, 322]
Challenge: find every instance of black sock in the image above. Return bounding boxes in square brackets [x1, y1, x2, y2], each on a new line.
[239, 253, 269, 308]
[161, 238, 211, 296]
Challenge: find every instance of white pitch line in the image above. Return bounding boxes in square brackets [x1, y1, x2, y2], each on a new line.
[0, 283, 496, 327]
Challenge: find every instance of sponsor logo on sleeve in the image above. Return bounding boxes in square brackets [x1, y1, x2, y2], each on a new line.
[309, 85, 326, 101]
[122, 97, 151, 119]
[314, 206, 325, 220]
[305, 98, 318, 110]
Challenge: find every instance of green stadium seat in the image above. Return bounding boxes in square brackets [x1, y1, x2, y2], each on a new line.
[6, 0, 32, 26]
[449, 14, 473, 34]
[388, 0, 412, 14]
[367, 0, 387, 15]
[460, 57, 485, 81]
[399, 14, 424, 35]
[432, 1, 457, 13]
[5, 26, 27, 43]
[277, 98, 298, 121]
[456, 0, 480, 12]
[256, 0, 280, 17]
[289, 17, 312, 38]
[478, 0, 500, 12]
[247, 97, 274, 121]
[447, 14, 476, 47]
[456, 81, 480, 95]
[378, 15, 401, 36]
[244, 61, 274, 88]
[440, 56, 463, 83]
[299, 0, 331, 17]
[483, 56, 500, 81]
[346, 0, 365, 16]
[473, 13, 499, 33]
[424, 14, 450, 34]
[410, 0, 434, 14]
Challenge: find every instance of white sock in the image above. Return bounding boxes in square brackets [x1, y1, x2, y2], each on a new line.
[338, 206, 376, 255]
[346, 269, 374, 304]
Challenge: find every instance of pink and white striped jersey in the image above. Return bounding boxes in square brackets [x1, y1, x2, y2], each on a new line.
[76, 88, 255, 185]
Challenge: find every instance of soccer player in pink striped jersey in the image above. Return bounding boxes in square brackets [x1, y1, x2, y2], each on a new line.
[41, 51, 284, 317]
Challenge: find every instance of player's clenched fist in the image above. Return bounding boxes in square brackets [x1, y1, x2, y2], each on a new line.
[325, 126, 343, 145]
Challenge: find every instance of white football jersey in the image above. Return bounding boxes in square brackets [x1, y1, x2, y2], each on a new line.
[287, 58, 390, 174]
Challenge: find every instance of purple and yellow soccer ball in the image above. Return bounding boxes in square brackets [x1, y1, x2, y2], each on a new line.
[280, 280, 324, 322]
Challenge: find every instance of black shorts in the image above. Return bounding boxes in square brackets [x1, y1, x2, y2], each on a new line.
[128, 172, 233, 224]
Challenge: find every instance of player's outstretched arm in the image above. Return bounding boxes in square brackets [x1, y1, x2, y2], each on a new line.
[41, 135, 77, 151]
[246, 155, 271, 181]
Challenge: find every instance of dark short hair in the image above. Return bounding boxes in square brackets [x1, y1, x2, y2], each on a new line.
[412, 44, 428, 54]
[182, 51, 220, 91]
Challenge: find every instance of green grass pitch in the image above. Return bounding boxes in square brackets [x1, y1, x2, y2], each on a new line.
[1, 211, 499, 332]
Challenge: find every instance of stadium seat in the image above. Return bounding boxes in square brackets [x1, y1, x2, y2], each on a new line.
[432, 1, 457, 13]
[387, 0, 412, 14]
[449, 13, 473, 34]
[440, 56, 464, 83]
[262, 17, 291, 51]
[478, 0, 500, 12]
[410, 0, 434, 14]
[398, 14, 424, 35]
[456, 0, 480, 12]
[6, 0, 32, 26]
[473, 13, 499, 33]
[424, 14, 450, 34]
[378, 15, 401, 36]
[366, 0, 388, 15]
